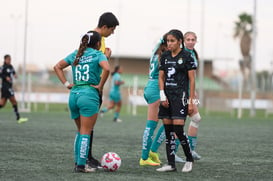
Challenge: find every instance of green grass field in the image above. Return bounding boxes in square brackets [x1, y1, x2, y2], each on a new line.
[0, 105, 273, 181]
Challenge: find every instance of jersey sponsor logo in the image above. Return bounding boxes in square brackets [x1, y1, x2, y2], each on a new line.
[79, 55, 93, 64]
[165, 82, 177, 86]
[79, 137, 88, 159]
[167, 67, 175, 78]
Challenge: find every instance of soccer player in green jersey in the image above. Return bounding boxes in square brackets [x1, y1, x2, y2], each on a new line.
[54, 31, 110, 173]
[139, 36, 167, 166]
[184, 31, 202, 160]
[100, 65, 124, 122]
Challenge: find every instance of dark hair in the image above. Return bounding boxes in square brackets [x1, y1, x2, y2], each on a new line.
[4, 54, 10, 60]
[73, 31, 101, 66]
[167, 29, 184, 49]
[3, 54, 11, 65]
[98, 12, 119, 28]
[111, 65, 120, 76]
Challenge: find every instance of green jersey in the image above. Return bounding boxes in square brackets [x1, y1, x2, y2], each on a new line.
[64, 48, 107, 92]
[149, 54, 159, 80]
[185, 47, 198, 67]
[110, 73, 122, 93]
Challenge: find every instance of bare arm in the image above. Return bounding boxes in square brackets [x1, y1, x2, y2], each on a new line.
[159, 70, 169, 107]
[53, 60, 73, 89]
[159, 70, 165, 91]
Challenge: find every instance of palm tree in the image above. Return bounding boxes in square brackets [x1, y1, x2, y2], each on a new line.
[234, 13, 253, 88]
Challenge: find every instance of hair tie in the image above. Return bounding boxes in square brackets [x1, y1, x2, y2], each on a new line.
[81, 32, 93, 44]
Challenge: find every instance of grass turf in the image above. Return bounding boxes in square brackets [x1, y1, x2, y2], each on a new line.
[0, 106, 273, 181]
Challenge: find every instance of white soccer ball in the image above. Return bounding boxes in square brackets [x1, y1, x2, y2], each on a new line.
[101, 152, 121, 172]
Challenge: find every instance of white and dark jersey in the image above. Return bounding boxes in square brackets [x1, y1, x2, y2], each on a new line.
[159, 49, 197, 92]
[0, 64, 16, 88]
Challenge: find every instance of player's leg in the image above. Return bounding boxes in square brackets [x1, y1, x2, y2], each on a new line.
[76, 114, 97, 173]
[156, 118, 176, 172]
[188, 104, 202, 160]
[9, 94, 28, 123]
[73, 117, 81, 168]
[140, 100, 160, 166]
[0, 88, 8, 109]
[150, 124, 165, 163]
[100, 100, 114, 114]
[0, 98, 7, 109]
[173, 119, 193, 172]
[113, 101, 122, 122]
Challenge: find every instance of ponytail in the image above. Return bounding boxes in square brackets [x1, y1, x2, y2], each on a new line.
[73, 35, 89, 66]
[73, 31, 101, 66]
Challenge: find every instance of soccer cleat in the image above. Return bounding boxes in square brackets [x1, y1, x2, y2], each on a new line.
[139, 157, 160, 166]
[182, 162, 193, 172]
[156, 164, 176, 172]
[17, 118, 28, 124]
[87, 157, 102, 169]
[74, 165, 96, 173]
[113, 118, 122, 123]
[149, 151, 161, 164]
[191, 150, 201, 160]
[175, 154, 185, 163]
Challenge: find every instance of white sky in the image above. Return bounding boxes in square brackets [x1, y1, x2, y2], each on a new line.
[0, 0, 273, 71]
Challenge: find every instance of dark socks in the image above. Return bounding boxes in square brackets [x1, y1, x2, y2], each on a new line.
[88, 130, 94, 160]
[164, 124, 176, 168]
[12, 104, 20, 120]
[173, 125, 193, 162]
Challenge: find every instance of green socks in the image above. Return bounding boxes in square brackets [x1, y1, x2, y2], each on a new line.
[151, 124, 165, 153]
[77, 134, 90, 166]
[141, 120, 158, 160]
[188, 136, 197, 151]
[114, 112, 119, 119]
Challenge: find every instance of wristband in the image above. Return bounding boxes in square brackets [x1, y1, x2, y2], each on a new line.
[64, 81, 70, 87]
[160, 90, 167, 101]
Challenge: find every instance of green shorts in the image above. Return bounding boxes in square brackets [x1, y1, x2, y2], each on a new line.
[68, 87, 100, 119]
[144, 80, 160, 104]
[109, 91, 121, 103]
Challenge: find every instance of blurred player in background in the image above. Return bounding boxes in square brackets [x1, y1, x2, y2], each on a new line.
[184, 31, 202, 160]
[139, 35, 167, 166]
[0, 55, 28, 123]
[87, 12, 119, 169]
[100, 65, 124, 122]
[54, 31, 110, 173]
[156, 29, 195, 172]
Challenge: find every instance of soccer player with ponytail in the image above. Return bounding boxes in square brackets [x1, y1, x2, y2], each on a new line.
[54, 31, 110, 173]
[184, 31, 202, 160]
[156, 29, 196, 173]
[139, 35, 167, 166]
